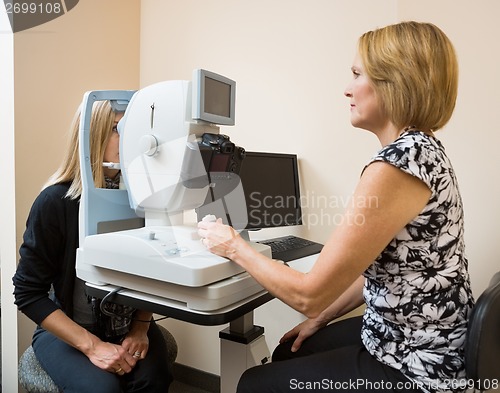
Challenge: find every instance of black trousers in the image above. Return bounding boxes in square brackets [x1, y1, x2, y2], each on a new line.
[32, 321, 172, 393]
[237, 316, 424, 393]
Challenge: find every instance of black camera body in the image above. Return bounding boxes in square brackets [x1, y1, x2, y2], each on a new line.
[195, 133, 246, 225]
[198, 133, 246, 174]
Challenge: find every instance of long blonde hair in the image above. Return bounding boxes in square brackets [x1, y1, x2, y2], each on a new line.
[44, 100, 118, 199]
[358, 21, 459, 132]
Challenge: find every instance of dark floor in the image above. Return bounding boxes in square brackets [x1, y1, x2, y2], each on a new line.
[170, 363, 219, 393]
[170, 380, 213, 393]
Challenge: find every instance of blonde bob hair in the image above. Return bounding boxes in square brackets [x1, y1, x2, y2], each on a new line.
[358, 21, 458, 132]
[45, 100, 118, 199]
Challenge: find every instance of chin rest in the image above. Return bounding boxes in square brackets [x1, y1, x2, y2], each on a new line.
[465, 271, 500, 391]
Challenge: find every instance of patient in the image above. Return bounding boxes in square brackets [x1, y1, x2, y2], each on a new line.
[13, 100, 172, 393]
[198, 21, 474, 392]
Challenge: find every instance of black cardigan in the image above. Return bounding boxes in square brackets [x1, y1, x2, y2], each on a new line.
[13, 182, 80, 324]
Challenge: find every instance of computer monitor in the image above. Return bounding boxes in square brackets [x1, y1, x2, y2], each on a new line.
[239, 151, 303, 230]
[192, 69, 236, 126]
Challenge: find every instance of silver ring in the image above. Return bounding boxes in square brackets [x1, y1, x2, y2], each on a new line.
[133, 351, 141, 358]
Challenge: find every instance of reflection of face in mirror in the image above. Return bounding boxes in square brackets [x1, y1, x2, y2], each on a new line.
[103, 112, 123, 179]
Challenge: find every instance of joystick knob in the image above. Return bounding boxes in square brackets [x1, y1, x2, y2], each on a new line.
[202, 214, 217, 223]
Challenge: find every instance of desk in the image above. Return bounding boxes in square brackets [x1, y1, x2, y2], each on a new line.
[86, 284, 273, 326]
[85, 254, 318, 392]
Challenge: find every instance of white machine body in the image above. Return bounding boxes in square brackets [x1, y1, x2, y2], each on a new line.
[119, 80, 208, 221]
[76, 73, 271, 311]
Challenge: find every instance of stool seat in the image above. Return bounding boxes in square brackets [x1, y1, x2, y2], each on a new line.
[19, 345, 60, 393]
[19, 325, 177, 393]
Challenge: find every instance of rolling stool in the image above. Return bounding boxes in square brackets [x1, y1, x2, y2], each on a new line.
[19, 325, 178, 393]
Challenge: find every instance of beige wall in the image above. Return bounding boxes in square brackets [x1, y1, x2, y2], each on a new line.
[397, 0, 500, 296]
[140, 0, 500, 374]
[5, 0, 140, 388]
[14, 0, 140, 247]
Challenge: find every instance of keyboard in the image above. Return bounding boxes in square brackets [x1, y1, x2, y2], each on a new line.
[257, 235, 323, 262]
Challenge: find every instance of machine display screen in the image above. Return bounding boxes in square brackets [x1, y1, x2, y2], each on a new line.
[204, 76, 231, 118]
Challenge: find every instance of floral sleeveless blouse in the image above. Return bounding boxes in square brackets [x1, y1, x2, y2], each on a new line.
[361, 131, 474, 393]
